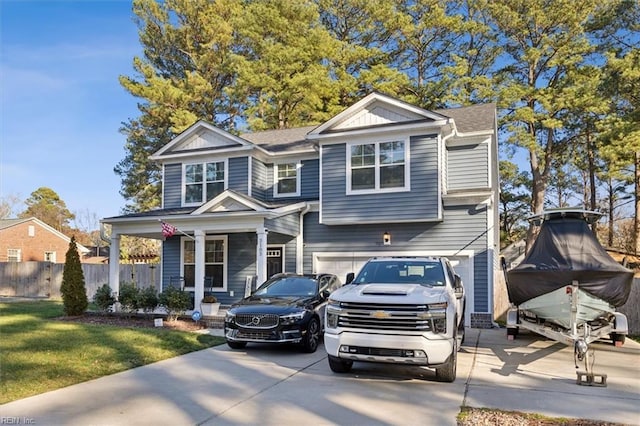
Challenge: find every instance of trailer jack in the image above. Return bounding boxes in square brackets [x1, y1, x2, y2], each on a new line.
[574, 338, 607, 387]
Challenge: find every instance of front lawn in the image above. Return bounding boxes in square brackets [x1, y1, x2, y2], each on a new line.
[0, 300, 224, 404]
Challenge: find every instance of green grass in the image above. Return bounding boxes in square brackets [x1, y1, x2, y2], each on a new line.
[0, 301, 224, 404]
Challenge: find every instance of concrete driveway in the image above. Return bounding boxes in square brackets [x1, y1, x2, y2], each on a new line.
[1, 328, 638, 425]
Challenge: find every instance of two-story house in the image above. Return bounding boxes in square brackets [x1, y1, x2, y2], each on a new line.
[102, 93, 499, 327]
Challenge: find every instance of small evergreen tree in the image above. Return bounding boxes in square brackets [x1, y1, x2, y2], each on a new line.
[118, 283, 140, 317]
[93, 284, 116, 313]
[60, 236, 88, 316]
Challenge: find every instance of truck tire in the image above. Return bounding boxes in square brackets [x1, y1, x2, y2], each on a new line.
[328, 355, 353, 373]
[435, 350, 457, 382]
[610, 332, 625, 346]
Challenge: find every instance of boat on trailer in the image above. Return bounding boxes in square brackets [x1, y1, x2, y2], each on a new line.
[503, 208, 634, 386]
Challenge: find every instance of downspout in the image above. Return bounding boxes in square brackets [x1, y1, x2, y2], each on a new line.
[297, 203, 311, 274]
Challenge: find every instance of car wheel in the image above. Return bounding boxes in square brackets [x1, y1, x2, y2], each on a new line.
[328, 355, 353, 373]
[227, 340, 247, 350]
[301, 317, 321, 353]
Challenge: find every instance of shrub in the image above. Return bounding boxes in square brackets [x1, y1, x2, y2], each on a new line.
[138, 286, 159, 315]
[202, 295, 217, 303]
[159, 286, 191, 321]
[60, 236, 88, 316]
[118, 283, 140, 316]
[93, 284, 116, 313]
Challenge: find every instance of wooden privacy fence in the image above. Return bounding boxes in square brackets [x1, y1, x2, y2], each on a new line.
[0, 262, 161, 300]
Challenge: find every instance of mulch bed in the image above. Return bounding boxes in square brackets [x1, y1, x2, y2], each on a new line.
[55, 312, 209, 332]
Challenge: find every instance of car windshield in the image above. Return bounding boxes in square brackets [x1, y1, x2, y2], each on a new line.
[254, 277, 318, 297]
[353, 260, 446, 286]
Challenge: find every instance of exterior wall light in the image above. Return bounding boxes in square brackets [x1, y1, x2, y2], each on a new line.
[383, 231, 391, 245]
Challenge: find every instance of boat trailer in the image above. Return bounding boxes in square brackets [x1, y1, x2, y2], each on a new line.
[506, 282, 629, 387]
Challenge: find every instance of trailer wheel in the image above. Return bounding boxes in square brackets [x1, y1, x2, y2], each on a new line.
[610, 332, 625, 346]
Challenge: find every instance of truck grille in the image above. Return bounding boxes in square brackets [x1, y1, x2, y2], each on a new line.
[235, 313, 279, 329]
[336, 302, 439, 331]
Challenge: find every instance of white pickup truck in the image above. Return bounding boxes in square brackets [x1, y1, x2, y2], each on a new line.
[324, 257, 465, 382]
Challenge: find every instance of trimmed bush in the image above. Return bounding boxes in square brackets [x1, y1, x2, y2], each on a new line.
[159, 286, 191, 321]
[138, 286, 159, 315]
[60, 236, 88, 316]
[118, 283, 140, 316]
[93, 284, 116, 313]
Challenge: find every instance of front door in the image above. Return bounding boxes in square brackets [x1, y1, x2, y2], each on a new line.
[266, 247, 283, 279]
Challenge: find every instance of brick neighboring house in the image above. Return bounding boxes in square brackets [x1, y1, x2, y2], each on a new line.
[0, 217, 90, 263]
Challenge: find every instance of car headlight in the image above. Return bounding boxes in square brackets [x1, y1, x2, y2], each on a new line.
[225, 311, 236, 323]
[280, 310, 306, 325]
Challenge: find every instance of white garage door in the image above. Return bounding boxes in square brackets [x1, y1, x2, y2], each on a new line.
[314, 251, 473, 323]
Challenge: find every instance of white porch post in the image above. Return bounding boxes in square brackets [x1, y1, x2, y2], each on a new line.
[256, 227, 268, 285]
[194, 230, 205, 312]
[109, 233, 120, 296]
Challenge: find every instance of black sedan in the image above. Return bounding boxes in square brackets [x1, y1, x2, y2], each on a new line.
[224, 273, 342, 353]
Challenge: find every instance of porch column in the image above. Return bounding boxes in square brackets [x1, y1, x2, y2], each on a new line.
[256, 227, 268, 285]
[108, 233, 120, 297]
[194, 230, 205, 312]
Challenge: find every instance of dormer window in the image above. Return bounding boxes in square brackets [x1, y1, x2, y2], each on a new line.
[347, 140, 409, 194]
[274, 162, 300, 197]
[184, 160, 227, 205]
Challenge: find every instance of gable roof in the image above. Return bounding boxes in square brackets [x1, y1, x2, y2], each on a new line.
[240, 125, 317, 154]
[150, 120, 258, 160]
[434, 103, 496, 134]
[0, 217, 91, 254]
[307, 93, 451, 139]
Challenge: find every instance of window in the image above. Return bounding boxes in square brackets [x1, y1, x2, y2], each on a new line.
[44, 251, 56, 263]
[28, 225, 35, 237]
[7, 249, 21, 262]
[182, 236, 227, 289]
[348, 140, 408, 193]
[274, 162, 300, 197]
[184, 161, 226, 204]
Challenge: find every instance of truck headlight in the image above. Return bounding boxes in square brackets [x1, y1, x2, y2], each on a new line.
[427, 302, 447, 334]
[326, 310, 339, 328]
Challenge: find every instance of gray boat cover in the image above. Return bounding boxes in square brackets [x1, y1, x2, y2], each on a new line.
[506, 215, 634, 307]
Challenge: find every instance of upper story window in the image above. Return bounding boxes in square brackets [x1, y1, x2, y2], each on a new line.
[184, 160, 226, 205]
[347, 140, 409, 194]
[274, 162, 300, 197]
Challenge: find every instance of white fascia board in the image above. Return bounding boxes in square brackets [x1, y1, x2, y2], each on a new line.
[151, 145, 254, 162]
[311, 120, 449, 143]
[191, 191, 266, 215]
[320, 217, 443, 226]
[270, 202, 310, 217]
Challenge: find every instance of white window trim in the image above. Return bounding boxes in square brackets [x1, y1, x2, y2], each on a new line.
[180, 235, 228, 291]
[273, 161, 301, 198]
[182, 159, 228, 207]
[346, 138, 410, 195]
[7, 248, 21, 262]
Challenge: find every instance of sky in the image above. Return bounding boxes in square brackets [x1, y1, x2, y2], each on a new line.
[1, 0, 142, 228]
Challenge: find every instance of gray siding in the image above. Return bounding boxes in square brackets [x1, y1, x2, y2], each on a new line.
[300, 159, 320, 200]
[162, 237, 182, 288]
[447, 143, 489, 190]
[252, 159, 268, 202]
[265, 212, 300, 236]
[321, 135, 440, 224]
[302, 206, 489, 311]
[229, 157, 249, 194]
[267, 233, 298, 273]
[163, 163, 182, 208]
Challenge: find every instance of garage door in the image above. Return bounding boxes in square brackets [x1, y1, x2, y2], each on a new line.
[314, 252, 473, 323]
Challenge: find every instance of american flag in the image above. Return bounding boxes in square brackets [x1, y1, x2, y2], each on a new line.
[161, 221, 177, 238]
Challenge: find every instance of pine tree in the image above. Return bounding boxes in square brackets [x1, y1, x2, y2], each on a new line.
[60, 236, 88, 316]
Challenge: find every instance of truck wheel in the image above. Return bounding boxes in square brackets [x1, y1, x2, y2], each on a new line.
[301, 317, 321, 353]
[435, 350, 457, 382]
[227, 341, 247, 349]
[328, 355, 353, 373]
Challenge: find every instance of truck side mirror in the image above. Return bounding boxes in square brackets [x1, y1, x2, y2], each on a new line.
[345, 272, 355, 284]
